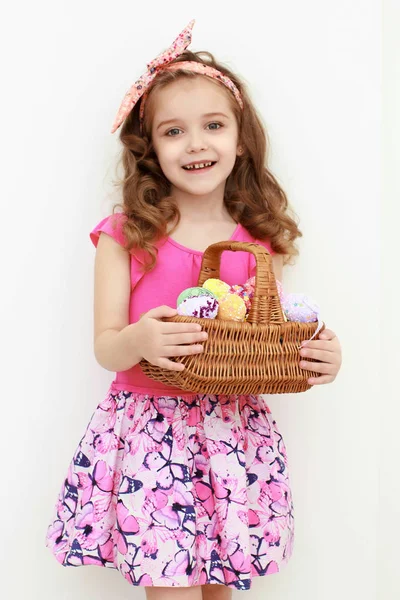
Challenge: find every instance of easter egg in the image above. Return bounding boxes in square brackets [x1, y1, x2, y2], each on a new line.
[230, 279, 254, 313]
[276, 279, 284, 300]
[282, 293, 319, 323]
[244, 276, 256, 294]
[217, 294, 247, 322]
[177, 286, 216, 307]
[177, 295, 219, 319]
[203, 278, 231, 300]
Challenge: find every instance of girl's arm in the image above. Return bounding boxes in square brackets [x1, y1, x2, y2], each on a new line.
[270, 252, 342, 385]
[92, 232, 208, 372]
[93, 232, 142, 372]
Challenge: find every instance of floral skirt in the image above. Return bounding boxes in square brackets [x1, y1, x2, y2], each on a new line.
[45, 386, 294, 591]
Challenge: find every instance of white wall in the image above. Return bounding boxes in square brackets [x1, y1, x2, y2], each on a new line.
[380, 0, 400, 597]
[1, 1, 387, 598]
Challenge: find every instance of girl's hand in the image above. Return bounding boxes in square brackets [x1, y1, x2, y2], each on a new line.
[299, 328, 342, 386]
[135, 305, 208, 371]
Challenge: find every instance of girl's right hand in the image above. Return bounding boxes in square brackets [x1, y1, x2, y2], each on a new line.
[135, 305, 208, 371]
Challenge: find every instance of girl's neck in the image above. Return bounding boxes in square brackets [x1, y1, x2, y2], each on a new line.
[170, 184, 235, 225]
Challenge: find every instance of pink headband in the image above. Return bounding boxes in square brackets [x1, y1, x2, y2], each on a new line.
[111, 20, 244, 134]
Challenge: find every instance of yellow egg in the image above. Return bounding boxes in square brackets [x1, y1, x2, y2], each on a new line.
[203, 278, 231, 300]
[217, 293, 247, 322]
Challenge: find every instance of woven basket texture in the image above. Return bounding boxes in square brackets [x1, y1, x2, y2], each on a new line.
[140, 241, 322, 394]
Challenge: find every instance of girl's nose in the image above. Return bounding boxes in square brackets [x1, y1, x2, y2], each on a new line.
[186, 134, 208, 153]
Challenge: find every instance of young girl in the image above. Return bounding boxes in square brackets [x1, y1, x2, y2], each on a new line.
[46, 20, 342, 600]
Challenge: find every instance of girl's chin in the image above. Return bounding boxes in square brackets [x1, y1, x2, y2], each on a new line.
[170, 171, 230, 195]
[175, 181, 226, 196]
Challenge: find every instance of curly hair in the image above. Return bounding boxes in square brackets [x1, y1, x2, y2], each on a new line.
[112, 50, 302, 271]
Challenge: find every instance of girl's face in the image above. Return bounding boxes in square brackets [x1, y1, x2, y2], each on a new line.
[150, 76, 241, 198]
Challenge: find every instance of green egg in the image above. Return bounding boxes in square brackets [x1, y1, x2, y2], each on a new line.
[177, 286, 216, 307]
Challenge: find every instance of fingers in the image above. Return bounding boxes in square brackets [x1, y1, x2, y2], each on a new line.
[299, 360, 333, 375]
[154, 344, 205, 370]
[300, 348, 333, 362]
[165, 331, 208, 346]
[307, 375, 336, 386]
[162, 344, 205, 358]
[156, 357, 186, 372]
[146, 305, 178, 320]
[318, 328, 336, 340]
[160, 319, 208, 348]
[161, 321, 203, 334]
[301, 339, 338, 353]
[299, 328, 341, 388]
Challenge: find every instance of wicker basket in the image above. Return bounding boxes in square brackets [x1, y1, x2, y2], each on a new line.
[140, 241, 323, 394]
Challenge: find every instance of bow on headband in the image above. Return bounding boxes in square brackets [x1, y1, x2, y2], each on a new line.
[111, 19, 243, 134]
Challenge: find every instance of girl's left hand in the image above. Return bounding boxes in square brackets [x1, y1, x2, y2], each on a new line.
[299, 328, 342, 386]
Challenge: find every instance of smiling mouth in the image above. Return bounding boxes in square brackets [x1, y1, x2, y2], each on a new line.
[182, 161, 217, 171]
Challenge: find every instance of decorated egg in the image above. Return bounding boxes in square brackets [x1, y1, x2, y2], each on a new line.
[177, 296, 219, 319]
[177, 287, 219, 319]
[282, 293, 319, 323]
[202, 278, 231, 300]
[217, 294, 247, 322]
[230, 277, 255, 313]
[276, 279, 284, 301]
[244, 276, 256, 294]
[241, 276, 283, 300]
[230, 284, 252, 313]
[177, 286, 215, 306]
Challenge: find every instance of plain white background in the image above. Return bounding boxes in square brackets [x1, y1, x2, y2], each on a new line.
[0, 1, 393, 598]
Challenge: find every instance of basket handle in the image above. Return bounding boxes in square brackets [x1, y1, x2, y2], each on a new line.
[197, 241, 285, 325]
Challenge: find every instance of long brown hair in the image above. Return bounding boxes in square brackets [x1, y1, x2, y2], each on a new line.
[113, 50, 302, 270]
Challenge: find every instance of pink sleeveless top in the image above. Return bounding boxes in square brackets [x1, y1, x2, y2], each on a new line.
[90, 213, 275, 396]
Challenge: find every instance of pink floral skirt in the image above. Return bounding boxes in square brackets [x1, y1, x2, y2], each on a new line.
[45, 386, 294, 591]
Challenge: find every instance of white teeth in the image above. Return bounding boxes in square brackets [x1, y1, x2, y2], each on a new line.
[183, 161, 213, 170]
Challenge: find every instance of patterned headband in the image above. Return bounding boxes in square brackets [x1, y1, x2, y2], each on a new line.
[111, 20, 244, 134]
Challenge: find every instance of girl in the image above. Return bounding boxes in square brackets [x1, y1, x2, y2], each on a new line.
[46, 20, 342, 600]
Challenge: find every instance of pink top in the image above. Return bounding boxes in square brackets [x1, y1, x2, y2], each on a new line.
[90, 213, 275, 396]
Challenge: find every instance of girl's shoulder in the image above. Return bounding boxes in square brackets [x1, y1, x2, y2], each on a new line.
[89, 212, 178, 261]
[88, 213, 278, 271]
[89, 212, 128, 249]
[89, 213, 148, 289]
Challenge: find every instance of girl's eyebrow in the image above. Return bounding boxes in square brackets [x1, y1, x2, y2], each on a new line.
[156, 112, 230, 131]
